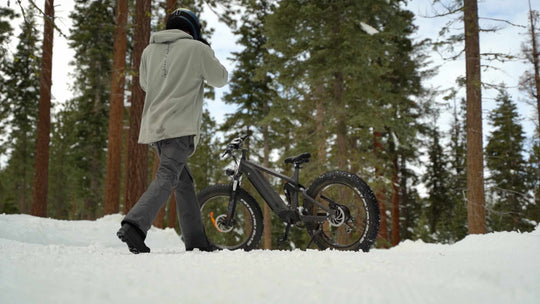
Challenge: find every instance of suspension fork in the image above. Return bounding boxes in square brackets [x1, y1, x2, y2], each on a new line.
[225, 177, 240, 226]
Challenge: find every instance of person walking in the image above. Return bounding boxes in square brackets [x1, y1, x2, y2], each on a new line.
[117, 8, 228, 254]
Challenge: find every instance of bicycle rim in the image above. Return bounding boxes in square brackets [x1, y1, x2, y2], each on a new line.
[200, 194, 256, 250]
[311, 182, 370, 249]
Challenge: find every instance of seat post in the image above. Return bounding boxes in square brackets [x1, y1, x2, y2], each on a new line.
[293, 164, 301, 183]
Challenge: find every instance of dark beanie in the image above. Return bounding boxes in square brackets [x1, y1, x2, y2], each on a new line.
[166, 9, 201, 40]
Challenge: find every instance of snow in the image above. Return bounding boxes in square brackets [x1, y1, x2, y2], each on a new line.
[1, 214, 539, 304]
[359, 22, 380, 35]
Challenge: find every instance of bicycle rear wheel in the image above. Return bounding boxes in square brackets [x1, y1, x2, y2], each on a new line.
[197, 184, 263, 251]
[304, 170, 380, 252]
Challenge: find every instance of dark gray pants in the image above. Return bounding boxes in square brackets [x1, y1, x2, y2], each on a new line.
[122, 136, 209, 250]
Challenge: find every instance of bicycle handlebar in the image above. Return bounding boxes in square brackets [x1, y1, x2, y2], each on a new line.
[221, 134, 249, 158]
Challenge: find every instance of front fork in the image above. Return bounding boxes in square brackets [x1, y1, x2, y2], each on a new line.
[225, 177, 241, 227]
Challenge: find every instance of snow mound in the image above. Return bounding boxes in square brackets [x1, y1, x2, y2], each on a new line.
[1, 214, 539, 304]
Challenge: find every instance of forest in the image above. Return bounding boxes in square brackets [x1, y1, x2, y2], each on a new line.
[0, 0, 539, 250]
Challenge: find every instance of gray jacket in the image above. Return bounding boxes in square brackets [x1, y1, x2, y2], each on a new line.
[138, 30, 228, 148]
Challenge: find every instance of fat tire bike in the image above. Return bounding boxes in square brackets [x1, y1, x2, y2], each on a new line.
[197, 135, 380, 251]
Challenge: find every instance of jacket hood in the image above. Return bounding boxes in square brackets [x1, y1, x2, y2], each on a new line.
[149, 30, 192, 44]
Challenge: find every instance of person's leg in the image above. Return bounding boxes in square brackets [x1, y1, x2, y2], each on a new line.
[122, 140, 182, 234]
[119, 137, 192, 252]
[174, 164, 211, 250]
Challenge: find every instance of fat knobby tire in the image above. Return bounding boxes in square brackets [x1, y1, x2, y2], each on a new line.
[197, 184, 263, 251]
[305, 170, 380, 252]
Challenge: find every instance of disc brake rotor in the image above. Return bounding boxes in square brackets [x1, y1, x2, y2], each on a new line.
[329, 206, 346, 227]
[210, 212, 234, 233]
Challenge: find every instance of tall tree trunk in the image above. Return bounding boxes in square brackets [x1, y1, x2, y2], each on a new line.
[315, 85, 326, 167]
[262, 124, 272, 249]
[20, 133, 28, 213]
[334, 72, 347, 170]
[166, 0, 176, 18]
[373, 131, 389, 247]
[391, 155, 400, 246]
[399, 156, 409, 240]
[31, 0, 54, 217]
[528, 0, 540, 126]
[104, 0, 128, 215]
[464, 0, 486, 234]
[168, 194, 177, 228]
[124, 0, 151, 212]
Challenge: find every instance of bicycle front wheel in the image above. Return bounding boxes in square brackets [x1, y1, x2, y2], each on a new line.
[305, 170, 380, 252]
[197, 184, 263, 251]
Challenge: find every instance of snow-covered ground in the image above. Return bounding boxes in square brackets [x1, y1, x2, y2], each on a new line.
[1, 214, 538, 304]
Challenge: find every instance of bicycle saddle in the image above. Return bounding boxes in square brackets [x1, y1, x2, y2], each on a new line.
[284, 152, 311, 165]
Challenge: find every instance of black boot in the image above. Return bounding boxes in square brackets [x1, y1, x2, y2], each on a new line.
[183, 235, 221, 252]
[117, 222, 150, 254]
[199, 242, 222, 252]
[197, 237, 222, 252]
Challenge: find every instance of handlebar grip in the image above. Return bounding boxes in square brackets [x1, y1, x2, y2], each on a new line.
[222, 134, 250, 158]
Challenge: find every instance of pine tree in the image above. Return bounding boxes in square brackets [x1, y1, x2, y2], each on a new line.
[0, 7, 21, 214]
[518, 0, 540, 231]
[485, 90, 533, 232]
[0, 7, 18, 118]
[447, 97, 468, 241]
[525, 140, 540, 226]
[0, 7, 41, 214]
[31, 0, 55, 218]
[422, 125, 457, 242]
[0, 7, 16, 54]
[103, 0, 129, 215]
[399, 162, 423, 241]
[124, 0, 151, 213]
[263, 0, 427, 247]
[190, 109, 226, 191]
[59, 0, 115, 219]
[463, 0, 487, 234]
[222, 0, 278, 249]
[519, 2, 540, 126]
[431, 0, 487, 234]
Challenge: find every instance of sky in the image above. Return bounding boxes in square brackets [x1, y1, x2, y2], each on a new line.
[406, 0, 538, 143]
[4, 0, 539, 150]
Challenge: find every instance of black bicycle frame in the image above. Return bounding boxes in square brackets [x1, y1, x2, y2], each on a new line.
[226, 149, 333, 225]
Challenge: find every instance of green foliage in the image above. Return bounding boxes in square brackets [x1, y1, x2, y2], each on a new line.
[221, 0, 278, 156]
[525, 138, 540, 227]
[262, 0, 429, 247]
[48, 0, 115, 219]
[190, 109, 228, 191]
[485, 89, 535, 232]
[0, 6, 18, 150]
[422, 127, 451, 234]
[0, 6, 40, 214]
[420, 118, 467, 243]
[0, 7, 17, 65]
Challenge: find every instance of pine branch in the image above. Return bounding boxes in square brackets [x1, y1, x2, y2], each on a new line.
[420, 2, 463, 19]
[16, 0, 67, 39]
[479, 17, 527, 29]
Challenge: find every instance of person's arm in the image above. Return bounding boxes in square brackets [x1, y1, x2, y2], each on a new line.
[200, 46, 228, 88]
